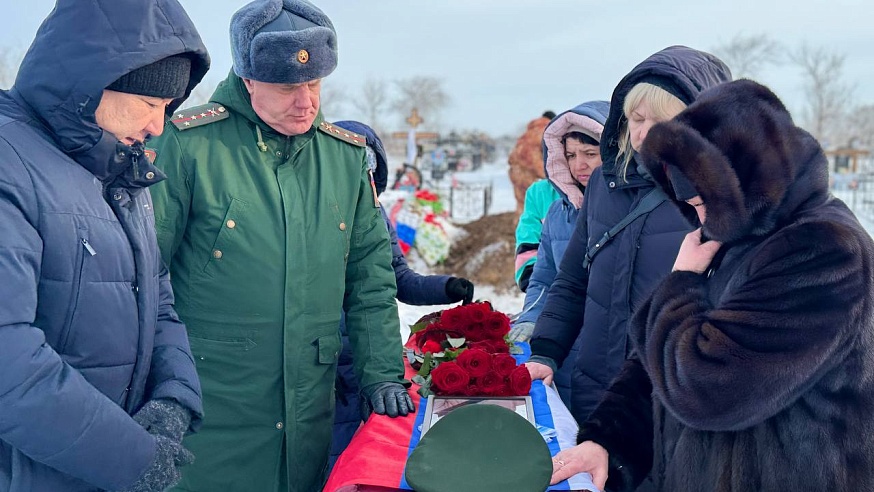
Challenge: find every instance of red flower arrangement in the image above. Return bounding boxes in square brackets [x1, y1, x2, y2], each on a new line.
[408, 302, 531, 397]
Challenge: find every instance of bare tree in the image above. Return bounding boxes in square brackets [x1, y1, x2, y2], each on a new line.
[319, 79, 348, 122]
[391, 76, 450, 130]
[352, 77, 391, 135]
[846, 104, 874, 149]
[0, 46, 24, 89]
[711, 33, 782, 79]
[789, 44, 855, 145]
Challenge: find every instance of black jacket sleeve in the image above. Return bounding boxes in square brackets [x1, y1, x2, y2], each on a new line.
[529, 191, 591, 366]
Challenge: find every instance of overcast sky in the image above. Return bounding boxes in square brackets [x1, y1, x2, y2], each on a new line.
[4, 0, 873, 136]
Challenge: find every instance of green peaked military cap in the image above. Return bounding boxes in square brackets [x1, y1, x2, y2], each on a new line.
[404, 403, 553, 492]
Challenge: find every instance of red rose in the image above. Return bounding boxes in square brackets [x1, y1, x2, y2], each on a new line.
[416, 325, 444, 349]
[462, 322, 484, 341]
[496, 379, 514, 397]
[509, 364, 533, 396]
[440, 306, 466, 330]
[422, 340, 443, 354]
[491, 339, 511, 353]
[456, 348, 492, 378]
[462, 384, 480, 396]
[493, 353, 518, 377]
[430, 362, 470, 395]
[467, 341, 489, 353]
[468, 303, 489, 323]
[477, 371, 506, 396]
[484, 311, 511, 340]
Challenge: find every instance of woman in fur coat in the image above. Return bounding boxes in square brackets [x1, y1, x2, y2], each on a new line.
[550, 79, 874, 492]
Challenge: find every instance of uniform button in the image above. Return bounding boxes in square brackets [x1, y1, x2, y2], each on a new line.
[609, 181, 616, 189]
[275, 422, 284, 430]
[213, 249, 223, 259]
[226, 219, 236, 229]
[275, 151, 282, 157]
[339, 222, 346, 231]
[113, 193, 123, 201]
[145, 171, 155, 180]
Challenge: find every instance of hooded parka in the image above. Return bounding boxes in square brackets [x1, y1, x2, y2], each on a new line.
[530, 46, 731, 424]
[0, 0, 208, 490]
[516, 101, 608, 409]
[148, 72, 406, 492]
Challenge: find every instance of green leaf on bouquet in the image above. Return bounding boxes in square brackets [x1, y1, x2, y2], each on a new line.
[446, 336, 466, 348]
[417, 352, 433, 377]
[410, 320, 431, 334]
[411, 374, 428, 386]
[410, 312, 442, 334]
[416, 376, 433, 398]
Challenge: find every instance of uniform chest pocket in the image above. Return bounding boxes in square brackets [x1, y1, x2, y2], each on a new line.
[329, 202, 351, 260]
[203, 198, 249, 275]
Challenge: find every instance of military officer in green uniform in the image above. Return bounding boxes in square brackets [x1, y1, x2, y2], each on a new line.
[147, 0, 414, 490]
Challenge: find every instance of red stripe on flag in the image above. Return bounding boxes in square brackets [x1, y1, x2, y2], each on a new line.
[323, 363, 423, 491]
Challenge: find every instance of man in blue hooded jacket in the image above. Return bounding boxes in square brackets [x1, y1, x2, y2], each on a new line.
[0, 0, 209, 490]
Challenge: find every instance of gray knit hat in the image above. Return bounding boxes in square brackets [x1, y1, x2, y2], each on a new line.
[230, 0, 337, 84]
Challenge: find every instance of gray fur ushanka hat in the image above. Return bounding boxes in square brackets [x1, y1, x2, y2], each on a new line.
[230, 0, 337, 84]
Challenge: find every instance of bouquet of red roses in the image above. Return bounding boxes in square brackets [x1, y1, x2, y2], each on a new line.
[407, 301, 532, 397]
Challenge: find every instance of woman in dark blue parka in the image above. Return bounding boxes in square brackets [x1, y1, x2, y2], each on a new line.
[0, 1, 209, 490]
[527, 46, 731, 426]
[328, 121, 474, 468]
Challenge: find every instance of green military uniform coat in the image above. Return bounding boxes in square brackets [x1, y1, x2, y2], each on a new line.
[149, 72, 405, 492]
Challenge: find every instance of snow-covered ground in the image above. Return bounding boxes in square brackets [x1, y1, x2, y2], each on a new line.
[392, 166, 874, 344]
[452, 157, 517, 216]
[391, 156, 525, 341]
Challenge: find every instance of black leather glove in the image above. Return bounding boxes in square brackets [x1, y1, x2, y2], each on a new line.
[117, 435, 193, 492]
[133, 399, 192, 442]
[360, 382, 415, 420]
[445, 277, 475, 305]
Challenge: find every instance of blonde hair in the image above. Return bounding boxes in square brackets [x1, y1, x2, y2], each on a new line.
[617, 83, 687, 180]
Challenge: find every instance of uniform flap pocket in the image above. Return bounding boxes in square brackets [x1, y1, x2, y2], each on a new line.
[317, 334, 341, 365]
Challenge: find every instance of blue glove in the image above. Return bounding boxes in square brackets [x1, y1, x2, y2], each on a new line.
[117, 435, 193, 492]
[360, 382, 415, 419]
[132, 399, 191, 442]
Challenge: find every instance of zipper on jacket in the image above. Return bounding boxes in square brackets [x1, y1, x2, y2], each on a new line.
[82, 238, 96, 256]
[60, 234, 91, 351]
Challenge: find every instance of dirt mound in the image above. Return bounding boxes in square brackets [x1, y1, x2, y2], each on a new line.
[438, 212, 518, 293]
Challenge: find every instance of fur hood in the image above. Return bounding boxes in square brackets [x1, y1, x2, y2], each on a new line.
[640, 79, 831, 244]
